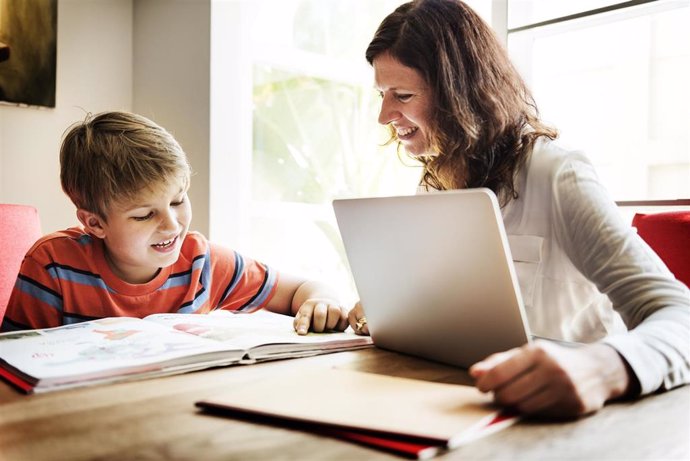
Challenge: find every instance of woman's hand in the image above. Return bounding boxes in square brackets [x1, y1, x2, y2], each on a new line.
[347, 302, 370, 336]
[469, 340, 633, 418]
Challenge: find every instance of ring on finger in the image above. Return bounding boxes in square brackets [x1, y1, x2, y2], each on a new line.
[355, 316, 367, 331]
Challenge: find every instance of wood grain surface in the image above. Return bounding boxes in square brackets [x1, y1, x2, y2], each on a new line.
[1, 348, 688, 461]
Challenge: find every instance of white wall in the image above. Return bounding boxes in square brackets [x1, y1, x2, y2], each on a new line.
[0, 0, 133, 234]
[0, 0, 215, 237]
[208, 0, 253, 250]
[133, 0, 211, 237]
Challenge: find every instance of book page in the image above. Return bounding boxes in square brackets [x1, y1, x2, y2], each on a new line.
[144, 310, 372, 354]
[0, 317, 237, 385]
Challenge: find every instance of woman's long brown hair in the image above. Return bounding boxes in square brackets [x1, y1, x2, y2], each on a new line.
[366, 0, 557, 205]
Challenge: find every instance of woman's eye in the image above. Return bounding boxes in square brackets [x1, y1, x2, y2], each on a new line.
[396, 93, 413, 102]
[171, 198, 185, 207]
[133, 212, 154, 221]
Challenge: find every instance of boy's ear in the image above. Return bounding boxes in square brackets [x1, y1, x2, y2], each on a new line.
[77, 209, 107, 239]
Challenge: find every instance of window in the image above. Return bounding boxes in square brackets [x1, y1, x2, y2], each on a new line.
[214, 1, 688, 303]
[508, 0, 624, 29]
[507, 0, 690, 201]
[244, 0, 492, 302]
[246, 0, 421, 302]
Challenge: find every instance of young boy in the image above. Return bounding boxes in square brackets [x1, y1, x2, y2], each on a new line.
[2, 111, 348, 335]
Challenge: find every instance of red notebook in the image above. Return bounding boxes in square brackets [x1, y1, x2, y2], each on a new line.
[196, 368, 519, 459]
[314, 410, 515, 459]
[0, 366, 34, 393]
[200, 401, 516, 459]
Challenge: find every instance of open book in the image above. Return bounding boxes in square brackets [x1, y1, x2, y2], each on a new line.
[196, 368, 519, 459]
[0, 310, 372, 394]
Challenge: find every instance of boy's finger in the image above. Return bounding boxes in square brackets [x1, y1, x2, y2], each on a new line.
[311, 302, 328, 332]
[335, 307, 349, 331]
[325, 305, 342, 330]
[294, 304, 315, 335]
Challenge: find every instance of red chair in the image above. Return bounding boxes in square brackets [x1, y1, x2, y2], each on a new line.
[633, 211, 690, 287]
[0, 204, 42, 322]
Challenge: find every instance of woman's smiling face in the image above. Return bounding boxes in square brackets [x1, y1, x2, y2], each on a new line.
[373, 52, 435, 158]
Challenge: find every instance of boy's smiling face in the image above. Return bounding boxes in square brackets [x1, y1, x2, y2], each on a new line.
[79, 176, 192, 284]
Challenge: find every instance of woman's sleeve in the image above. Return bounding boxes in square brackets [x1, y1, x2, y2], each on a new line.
[551, 153, 690, 394]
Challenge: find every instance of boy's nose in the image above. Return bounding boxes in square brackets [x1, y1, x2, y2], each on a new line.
[158, 209, 179, 232]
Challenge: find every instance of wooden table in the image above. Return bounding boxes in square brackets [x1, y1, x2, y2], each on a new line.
[1, 347, 688, 460]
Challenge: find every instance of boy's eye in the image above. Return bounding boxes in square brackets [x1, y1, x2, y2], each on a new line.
[171, 197, 185, 207]
[133, 212, 154, 221]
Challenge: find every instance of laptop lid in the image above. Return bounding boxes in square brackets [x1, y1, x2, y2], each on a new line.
[333, 188, 531, 368]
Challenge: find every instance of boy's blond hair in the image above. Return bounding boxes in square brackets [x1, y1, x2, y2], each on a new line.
[60, 111, 191, 219]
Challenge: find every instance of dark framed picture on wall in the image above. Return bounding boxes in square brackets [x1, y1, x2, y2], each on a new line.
[0, 0, 57, 108]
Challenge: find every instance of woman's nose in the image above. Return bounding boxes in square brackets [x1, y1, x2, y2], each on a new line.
[378, 96, 400, 126]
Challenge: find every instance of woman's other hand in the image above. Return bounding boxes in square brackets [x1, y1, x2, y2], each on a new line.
[347, 302, 370, 336]
[469, 340, 634, 418]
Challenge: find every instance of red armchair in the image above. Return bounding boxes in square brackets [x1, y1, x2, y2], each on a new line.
[633, 211, 690, 287]
[0, 204, 42, 322]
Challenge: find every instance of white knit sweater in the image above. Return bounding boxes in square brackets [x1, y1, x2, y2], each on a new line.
[502, 138, 690, 394]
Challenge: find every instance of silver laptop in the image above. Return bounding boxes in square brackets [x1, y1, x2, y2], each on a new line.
[333, 188, 532, 368]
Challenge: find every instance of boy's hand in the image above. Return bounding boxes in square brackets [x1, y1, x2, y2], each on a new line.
[269, 277, 349, 335]
[293, 299, 349, 335]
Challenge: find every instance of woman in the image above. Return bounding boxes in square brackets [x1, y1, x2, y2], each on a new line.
[347, 0, 690, 418]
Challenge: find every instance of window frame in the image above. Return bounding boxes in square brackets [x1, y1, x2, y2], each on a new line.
[500, 0, 690, 204]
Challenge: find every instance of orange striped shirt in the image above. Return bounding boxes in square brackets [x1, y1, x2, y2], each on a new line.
[2, 228, 278, 331]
